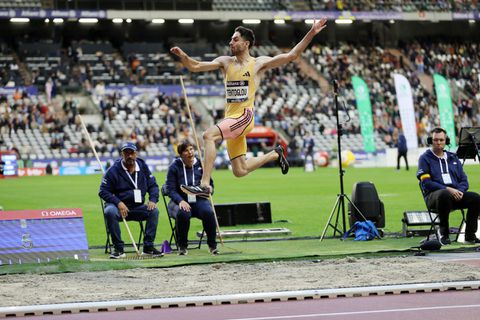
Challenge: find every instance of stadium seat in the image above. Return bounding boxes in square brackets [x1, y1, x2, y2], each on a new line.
[418, 182, 466, 243]
[101, 198, 146, 254]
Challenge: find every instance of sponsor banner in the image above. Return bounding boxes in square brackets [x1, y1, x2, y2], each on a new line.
[393, 74, 418, 149]
[452, 12, 478, 20]
[0, 86, 38, 96]
[0, 9, 106, 19]
[19, 167, 46, 176]
[28, 156, 171, 175]
[351, 76, 376, 152]
[59, 165, 103, 175]
[273, 10, 401, 21]
[18, 168, 60, 176]
[433, 74, 457, 148]
[104, 85, 224, 97]
[0, 208, 83, 221]
[31, 160, 59, 168]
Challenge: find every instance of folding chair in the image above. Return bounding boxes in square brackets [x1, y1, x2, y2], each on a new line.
[101, 198, 146, 254]
[161, 184, 204, 250]
[418, 182, 466, 242]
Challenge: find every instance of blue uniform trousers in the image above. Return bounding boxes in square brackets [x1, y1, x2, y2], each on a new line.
[104, 203, 159, 251]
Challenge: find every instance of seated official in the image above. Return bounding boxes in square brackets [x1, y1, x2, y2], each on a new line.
[417, 127, 480, 245]
[99, 142, 162, 258]
[165, 140, 218, 255]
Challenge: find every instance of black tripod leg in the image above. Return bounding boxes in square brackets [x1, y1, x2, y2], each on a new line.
[320, 196, 341, 241]
[344, 194, 368, 221]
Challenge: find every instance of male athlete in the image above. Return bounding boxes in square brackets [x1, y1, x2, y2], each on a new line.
[170, 18, 327, 197]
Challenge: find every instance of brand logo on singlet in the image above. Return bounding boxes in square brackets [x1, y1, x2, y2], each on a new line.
[226, 80, 249, 103]
[242, 71, 250, 77]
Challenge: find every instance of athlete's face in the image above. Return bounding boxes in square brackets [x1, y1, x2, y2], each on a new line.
[180, 145, 195, 168]
[229, 32, 249, 56]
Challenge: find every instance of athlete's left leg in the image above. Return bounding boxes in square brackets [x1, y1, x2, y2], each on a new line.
[230, 151, 279, 177]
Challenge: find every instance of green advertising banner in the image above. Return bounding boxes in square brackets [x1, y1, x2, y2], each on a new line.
[351, 76, 376, 152]
[433, 74, 456, 148]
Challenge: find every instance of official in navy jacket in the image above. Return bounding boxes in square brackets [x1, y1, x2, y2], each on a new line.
[417, 127, 480, 245]
[99, 142, 161, 258]
[396, 131, 409, 170]
[165, 140, 218, 255]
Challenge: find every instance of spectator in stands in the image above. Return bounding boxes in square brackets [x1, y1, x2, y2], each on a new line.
[417, 127, 480, 245]
[165, 140, 218, 255]
[170, 18, 327, 197]
[99, 142, 162, 259]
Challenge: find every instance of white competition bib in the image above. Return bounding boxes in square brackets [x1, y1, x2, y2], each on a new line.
[226, 80, 249, 103]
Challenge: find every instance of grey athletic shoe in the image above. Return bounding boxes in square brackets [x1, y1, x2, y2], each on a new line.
[181, 185, 211, 198]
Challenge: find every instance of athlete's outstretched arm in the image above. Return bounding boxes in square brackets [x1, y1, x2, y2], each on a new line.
[257, 18, 327, 71]
[170, 46, 227, 73]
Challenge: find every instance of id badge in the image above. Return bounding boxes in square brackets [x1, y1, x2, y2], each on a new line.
[442, 173, 452, 185]
[188, 194, 197, 203]
[134, 189, 142, 203]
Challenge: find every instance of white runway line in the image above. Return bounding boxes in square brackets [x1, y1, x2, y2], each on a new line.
[225, 304, 480, 320]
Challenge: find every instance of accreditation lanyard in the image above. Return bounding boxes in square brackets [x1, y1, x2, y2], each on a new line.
[122, 161, 142, 203]
[181, 158, 197, 203]
[437, 153, 452, 185]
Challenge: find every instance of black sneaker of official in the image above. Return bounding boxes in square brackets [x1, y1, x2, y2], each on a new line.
[465, 235, 480, 244]
[181, 184, 211, 198]
[178, 247, 188, 256]
[142, 246, 164, 257]
[440, 236, 451, 246]
[109, 250, 126, 259]
[209, 247, 219, 255]
[275, 145, 289, 175]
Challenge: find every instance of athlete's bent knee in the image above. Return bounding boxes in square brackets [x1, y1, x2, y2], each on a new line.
[232, 166, 248, 178]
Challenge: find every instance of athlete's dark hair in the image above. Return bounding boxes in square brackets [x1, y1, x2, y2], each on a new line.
[234, 26, 255, 49]
[177, 140, 194, 155]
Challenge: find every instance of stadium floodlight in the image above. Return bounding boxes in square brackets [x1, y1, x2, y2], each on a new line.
[53, 18, 64, 24]
[304, 19, 314, 24]
[469, 19, 475, 24]
[274, 19, 285, 25]
[178, 18, 194, 24]
[152, 18, 165, 24]
[10, 18, 30, 23]
[45, 18, 50, 23]
[335, 18, 353, 24]
[126, 18, 132, 23]
[389, 19, 395, 24]
[242, 19, 261, 24]
[112, 18, 123, 24]
[79, 18, 98, 23]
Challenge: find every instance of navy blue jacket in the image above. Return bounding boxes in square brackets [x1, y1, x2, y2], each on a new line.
[417, 149, 469, 197]
[165, 157, 214, 204]
[99, 158, 159, 208]
[397, 134, 407, 153]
